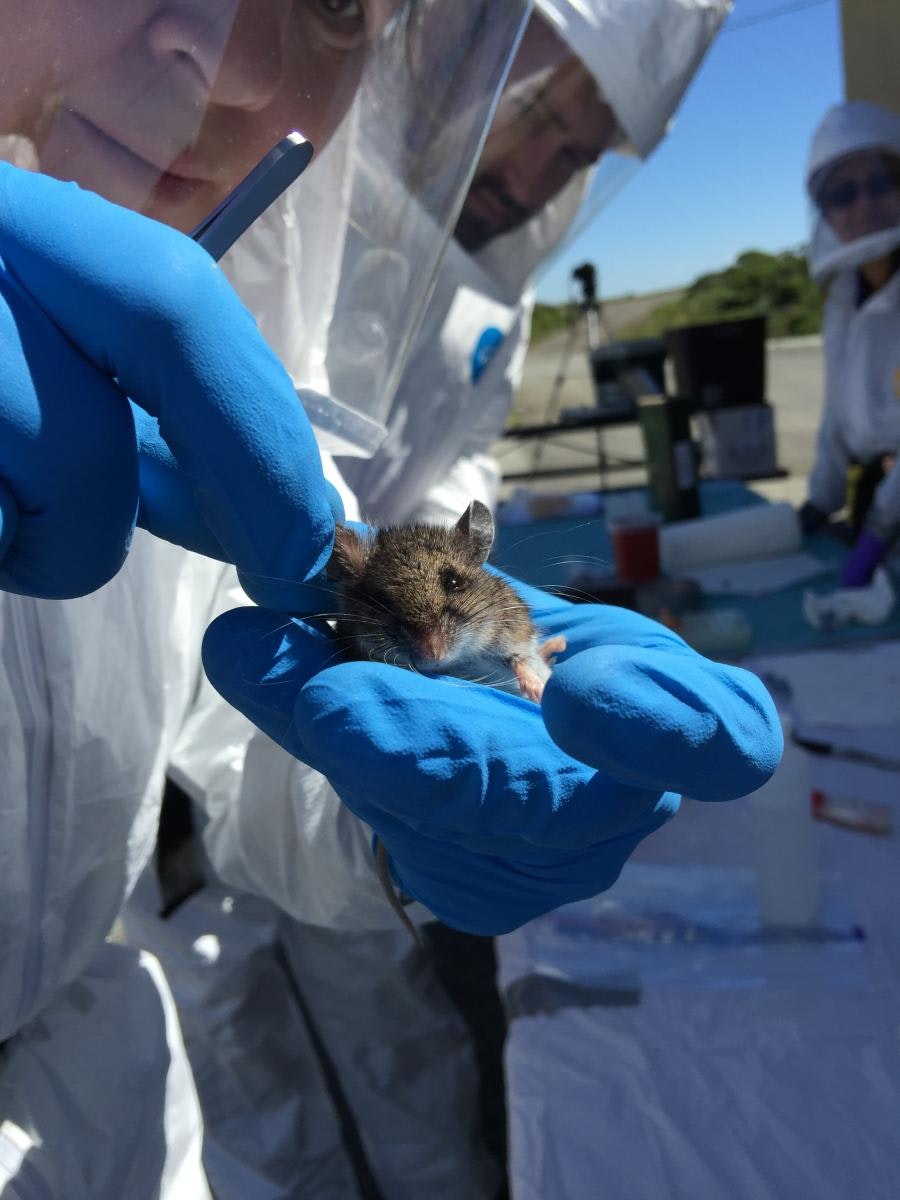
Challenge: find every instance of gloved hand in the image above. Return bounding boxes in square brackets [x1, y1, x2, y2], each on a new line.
[202, 575, 782, 935]
[841, 527, 889, 587]
[798, 500, 829, 537]
[0, 164, 333, 606]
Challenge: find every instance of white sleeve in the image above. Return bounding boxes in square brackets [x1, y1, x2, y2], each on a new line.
[869, 457, 900, 541]
[170, 467, 418, 932]
[196, 723, 418, 931]
[807, 292, 854, 515]
[412, 297, 534, 526]
[807, 400, 849, 515]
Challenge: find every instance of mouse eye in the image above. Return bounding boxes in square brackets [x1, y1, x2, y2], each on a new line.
[441, 569, 466, 594]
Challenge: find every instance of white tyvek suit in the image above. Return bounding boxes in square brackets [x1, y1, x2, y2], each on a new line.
[0, 539, 221, 1197]
[115, 5, 731, 1200]
[0, 13, 542, 1200]
[0, 116, 380, 1197]
[0, 133, 385, 1199]
[119, 224, 504, 1200]
[117, 186, 499, 1200]
[805, 103, 900, 540]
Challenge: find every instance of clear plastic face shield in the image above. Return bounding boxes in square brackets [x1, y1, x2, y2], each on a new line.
[322, 8, 636, 435]
[454, 16, 625, 258]
[808, 149, 900, 282]
[322, 0, 730, 438]
[0, 0, 533, 450]
[525, 0, 731, 300]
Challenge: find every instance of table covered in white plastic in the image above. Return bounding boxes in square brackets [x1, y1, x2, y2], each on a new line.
[498, 642, 900, 1199]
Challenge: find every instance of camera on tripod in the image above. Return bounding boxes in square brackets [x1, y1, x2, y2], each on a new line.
[572, 262, 598, 308]
[566, 261, 667, 421]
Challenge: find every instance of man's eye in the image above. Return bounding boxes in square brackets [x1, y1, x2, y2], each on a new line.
[304, 0, 367, 46]
[315, 0, 364, 23]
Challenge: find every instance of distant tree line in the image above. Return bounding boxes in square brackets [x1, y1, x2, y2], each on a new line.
[531, 249, 824, 343]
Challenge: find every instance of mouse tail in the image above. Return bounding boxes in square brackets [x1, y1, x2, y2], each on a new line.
[374, 838, 423, 946]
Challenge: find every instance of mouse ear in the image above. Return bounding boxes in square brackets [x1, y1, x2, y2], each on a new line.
[328, 525, 369, 582]
[455, 500, 494, 563]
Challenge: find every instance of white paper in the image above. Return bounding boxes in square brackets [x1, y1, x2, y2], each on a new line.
[681, 552, 833, 597]
[747, 642, 900, 764]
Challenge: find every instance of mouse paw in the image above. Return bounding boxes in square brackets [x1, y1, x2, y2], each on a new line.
[538, 635, 567, 665]
[514, 661, 547, 702]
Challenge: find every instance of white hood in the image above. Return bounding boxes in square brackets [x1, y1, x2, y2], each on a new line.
[806, 101, 900, 282]
[478, 0, 731, 300]
[538, 0, 732, 158]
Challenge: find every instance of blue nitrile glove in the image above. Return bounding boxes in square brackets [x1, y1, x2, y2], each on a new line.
[202, 575, 782, 935]
[129, 401, 345, 573]
[841, 527, 889, 588]
[0, 164, 333, 605]
[517, 578, 782, 800]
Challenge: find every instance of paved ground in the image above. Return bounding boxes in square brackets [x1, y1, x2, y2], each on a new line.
[494, 328, 824, 507]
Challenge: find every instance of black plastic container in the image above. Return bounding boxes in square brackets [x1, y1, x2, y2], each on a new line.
[665, 316, 766, 409]
[591, 337, 667, 396]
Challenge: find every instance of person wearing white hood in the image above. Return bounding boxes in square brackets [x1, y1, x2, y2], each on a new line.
[799, 101, 900, 587]
[0, 3, 536, 1198]
[115, 4, 743, 1199]
[0, 3, 779, 1199]
[335, 0, 733, 527]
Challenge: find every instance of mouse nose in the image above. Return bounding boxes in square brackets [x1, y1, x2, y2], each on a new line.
[416, 632, 448, 662]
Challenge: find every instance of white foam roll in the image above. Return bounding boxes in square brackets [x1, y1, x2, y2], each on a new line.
[659, 502, 801, 573]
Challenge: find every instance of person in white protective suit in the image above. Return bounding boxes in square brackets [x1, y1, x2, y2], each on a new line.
[115, 3, 732, 1199]
[799, 101, 900, 588]
[0, 3, 533, 1197]
[336, 0, 732, 528]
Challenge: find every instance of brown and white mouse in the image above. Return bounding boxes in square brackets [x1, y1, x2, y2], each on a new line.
[327, 500, 565, 701]
[326, 499, 566, 942]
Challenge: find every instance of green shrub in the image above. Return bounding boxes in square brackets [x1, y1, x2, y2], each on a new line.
[530, 302, 581, 342]
[620, 249, 823, 339]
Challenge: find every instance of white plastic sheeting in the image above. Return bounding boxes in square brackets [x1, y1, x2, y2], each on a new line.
[498, 654, 900, 1200]
[0, 944, 209, 1199]
[499, 863, 900, 1200]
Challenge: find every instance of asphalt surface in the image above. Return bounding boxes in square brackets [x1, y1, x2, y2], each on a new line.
[494, 331, 825, 507]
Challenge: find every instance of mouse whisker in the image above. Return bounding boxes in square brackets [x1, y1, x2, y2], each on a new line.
[498, 521, 589, 555]
[344, 591, 397, 620]
[543, 555, 613, 569]
[238, 572, 340, 594]
[248, 620, 298, 644]
[247, 638, 352, 684]
[543, 584, 603, 603]
[497, 516, 604, 557]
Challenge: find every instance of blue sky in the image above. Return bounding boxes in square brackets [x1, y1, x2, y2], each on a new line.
[536, 0, 844, 302]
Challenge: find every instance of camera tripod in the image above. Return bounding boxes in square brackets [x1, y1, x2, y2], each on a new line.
[526, 262, 645, 487]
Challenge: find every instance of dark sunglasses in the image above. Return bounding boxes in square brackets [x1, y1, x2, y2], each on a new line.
[821, 168, 900, 212]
